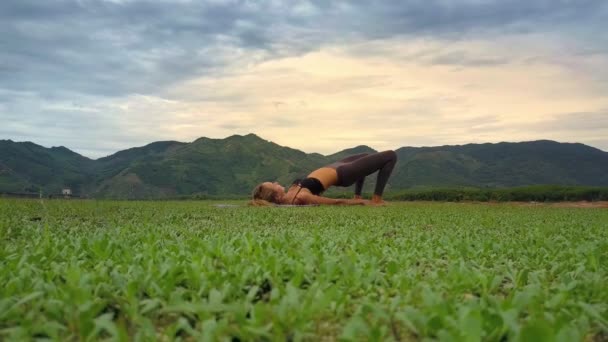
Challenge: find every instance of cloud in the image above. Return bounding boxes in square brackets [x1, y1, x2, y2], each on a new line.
[428, 51, 510, 67]
[1, 0, 606, 97]
[538, 111, 608, 131]
[1, 0, 607, 156]
[1, 0, 273, 97]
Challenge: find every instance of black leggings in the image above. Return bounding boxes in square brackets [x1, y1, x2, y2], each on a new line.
[328, 150, 397, 196]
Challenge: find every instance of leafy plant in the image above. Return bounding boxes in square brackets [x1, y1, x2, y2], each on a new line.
[0, 199, 606, 340]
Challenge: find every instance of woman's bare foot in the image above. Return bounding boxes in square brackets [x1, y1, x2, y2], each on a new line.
[353, 195, 362, 199]
[371, 195, 387, 206]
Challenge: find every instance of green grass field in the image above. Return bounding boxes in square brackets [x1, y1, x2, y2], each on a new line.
[1, 199, 607, 341]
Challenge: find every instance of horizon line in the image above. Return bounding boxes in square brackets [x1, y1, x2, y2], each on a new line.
[1, 133, 606, 160]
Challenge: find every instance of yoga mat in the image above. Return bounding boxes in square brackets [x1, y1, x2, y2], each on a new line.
[212, 204, 320, 208]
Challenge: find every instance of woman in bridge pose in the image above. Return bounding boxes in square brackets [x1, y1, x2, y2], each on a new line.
[251, 150, 397, 206]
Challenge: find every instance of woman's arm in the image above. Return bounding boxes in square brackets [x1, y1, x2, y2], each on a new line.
[299, 192, 367, 205]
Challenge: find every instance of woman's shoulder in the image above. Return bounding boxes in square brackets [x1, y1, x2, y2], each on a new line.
[283, 185, 311, 205]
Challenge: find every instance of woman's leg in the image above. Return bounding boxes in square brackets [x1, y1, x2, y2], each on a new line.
[354, 178, 365, 197]
[333, 153, 369, 197]
[336, 153, 369, 163]
[336, 150, 397, 197]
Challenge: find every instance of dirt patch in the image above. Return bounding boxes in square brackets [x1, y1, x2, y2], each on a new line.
[454, 201, 608, 208]
[520, 201, 608, 208]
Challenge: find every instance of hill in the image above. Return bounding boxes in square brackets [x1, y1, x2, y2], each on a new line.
[392, 140, 608, 188]
[0, 140, 94, 194]
[1, 135, 607, 198]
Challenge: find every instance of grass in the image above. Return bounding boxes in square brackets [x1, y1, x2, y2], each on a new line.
[0, 199, 607, 341]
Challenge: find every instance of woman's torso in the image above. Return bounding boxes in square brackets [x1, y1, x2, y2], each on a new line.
[306, 167, 338, 189]
[284, 166, 339, 204]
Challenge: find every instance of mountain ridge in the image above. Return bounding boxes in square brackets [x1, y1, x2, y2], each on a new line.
[4, 135, 605, 160]
[1, 135, 607, 198]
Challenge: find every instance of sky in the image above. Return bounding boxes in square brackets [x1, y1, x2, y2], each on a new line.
[1, 0, 607, 159]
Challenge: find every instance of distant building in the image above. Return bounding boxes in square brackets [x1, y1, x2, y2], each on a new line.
[62, 188, 72, 198]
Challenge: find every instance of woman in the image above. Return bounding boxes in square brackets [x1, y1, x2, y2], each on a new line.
[251, 150, 397, 206]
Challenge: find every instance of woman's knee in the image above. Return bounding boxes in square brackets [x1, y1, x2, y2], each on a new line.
[382, 150, 397, 162]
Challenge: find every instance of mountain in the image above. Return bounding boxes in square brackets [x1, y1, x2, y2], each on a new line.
[392, 140, 608, 188]
[1, 135, 607, 198]
[0, 140, 94, 194]
[325, 145, 377, 161]
[94, 134, 327, 198]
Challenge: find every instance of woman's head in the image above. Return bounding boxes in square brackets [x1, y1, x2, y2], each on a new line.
[251, 182, 285, 205]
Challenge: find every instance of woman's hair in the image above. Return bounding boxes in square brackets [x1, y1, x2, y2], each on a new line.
[249, 183, 279, 206]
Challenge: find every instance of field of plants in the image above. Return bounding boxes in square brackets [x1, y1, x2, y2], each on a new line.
[1, 199, 607, 341]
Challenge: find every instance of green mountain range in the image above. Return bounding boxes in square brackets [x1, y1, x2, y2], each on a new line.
[1, 134, 607, 198]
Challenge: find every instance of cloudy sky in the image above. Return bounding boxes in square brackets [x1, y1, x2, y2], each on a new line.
[1, 0, 607, 158]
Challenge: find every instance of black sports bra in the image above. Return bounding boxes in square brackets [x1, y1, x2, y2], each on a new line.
[291, 177, 325, 204]
[292, 177, 325, 195]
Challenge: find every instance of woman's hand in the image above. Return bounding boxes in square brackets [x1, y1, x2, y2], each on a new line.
[349, 198, 367, 205]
